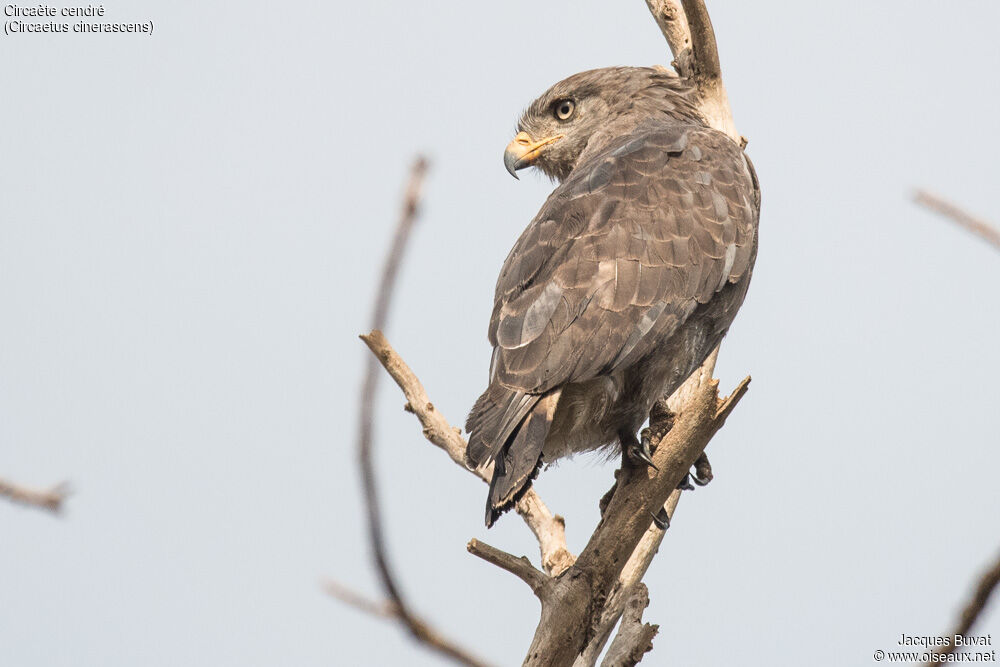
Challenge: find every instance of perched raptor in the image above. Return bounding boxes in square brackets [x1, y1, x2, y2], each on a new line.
[465, 66, 760, 527]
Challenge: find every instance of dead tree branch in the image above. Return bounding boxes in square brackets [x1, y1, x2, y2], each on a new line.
[467, 539, 548, 595]
[0, 477, 68, 514]
[323, 579, 400, 619]
[571, 357, 729, 666]
[522, 371, 749, 666]
[360, 335, 747, 667]
[369, 158, 430, 330]
[600, 584, 658, 667]
[923, 547, 1000, 666]
[645, 1, 690, 71]
[361, 330, 576, 578]
[351, 157, 491, 667]
[574, 491, 680, 666]
[647, 0, 738, 143]
[913, 193, 998, 664]
[914, 190, 1000, 252]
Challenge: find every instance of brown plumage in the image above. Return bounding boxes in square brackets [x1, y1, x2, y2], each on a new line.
[466, 67, 760, 527]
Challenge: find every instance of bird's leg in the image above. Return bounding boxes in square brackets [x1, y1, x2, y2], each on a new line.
[619, 428, 658, 470]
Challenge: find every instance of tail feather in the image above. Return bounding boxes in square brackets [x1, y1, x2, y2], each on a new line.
[484, 400, 553, 526]
[465, 387, 537, 469]
[465, 385, 560, 528]
[466, 390, 560, 527]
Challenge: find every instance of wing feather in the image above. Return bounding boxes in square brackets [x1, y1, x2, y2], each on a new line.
[487, 122, 758, 394]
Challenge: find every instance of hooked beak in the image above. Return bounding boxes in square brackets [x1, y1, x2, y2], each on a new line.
[503, 131, 563, 179]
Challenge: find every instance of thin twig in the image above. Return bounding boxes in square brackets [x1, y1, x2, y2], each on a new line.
[323, 579, 400, 619]
[0, 477, 68, 514]
[923, 548, 1000, 666]
[370, 158, 430, 330]
[353, 157, 490, 667]
[467, 539, 547, 595]
[914, 190, 1000, 252]
[358, 156, 427, 622]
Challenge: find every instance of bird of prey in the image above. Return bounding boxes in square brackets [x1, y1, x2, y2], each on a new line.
[466, 66, 759, 527]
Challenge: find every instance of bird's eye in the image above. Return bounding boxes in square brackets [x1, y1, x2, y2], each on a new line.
[554, 99, 575, 121]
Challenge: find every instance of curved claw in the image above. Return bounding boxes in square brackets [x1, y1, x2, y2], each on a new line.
[650, 507, 671, 531]
[624, 432, 658, 470]
[692, 452, 713, 486]
[692, 471, 712, 486]
[676, 473, 695, 491]
[627, 446, 657, 470]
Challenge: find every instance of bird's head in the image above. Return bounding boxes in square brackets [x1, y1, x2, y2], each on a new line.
[504, 66, 704, 182]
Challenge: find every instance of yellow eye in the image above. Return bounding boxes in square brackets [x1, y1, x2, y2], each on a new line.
[554, 99, 575, 120]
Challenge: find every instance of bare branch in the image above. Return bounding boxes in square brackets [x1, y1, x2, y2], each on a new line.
[600, 584, 659, 667]
[524, 363, 750, 665]
[923, 547, 1000, 666]
[644, 1, 691, 72]
[646, 0, 739, 143]
[914, 190, 1000, 252]
[679, 0, 722, 82]
[361, 329, 467, 467]
[353, 157, 490, 667]
[369, 158, 429, 330]
[575, 491, 681, 667]
[716, 375, 751, 421]
[0, 477, 68, 514]
[357, 155, 428, 622]
[360, 330, 576, 577]
[576, 354, 741, 665]
[516, 493, 577, 577]
[323, 579, 400, 619]
[467, 539, 548, 595]
[667, 345, 719, 413]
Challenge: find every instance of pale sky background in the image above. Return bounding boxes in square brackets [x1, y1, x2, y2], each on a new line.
[2, 1, 998, 665]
